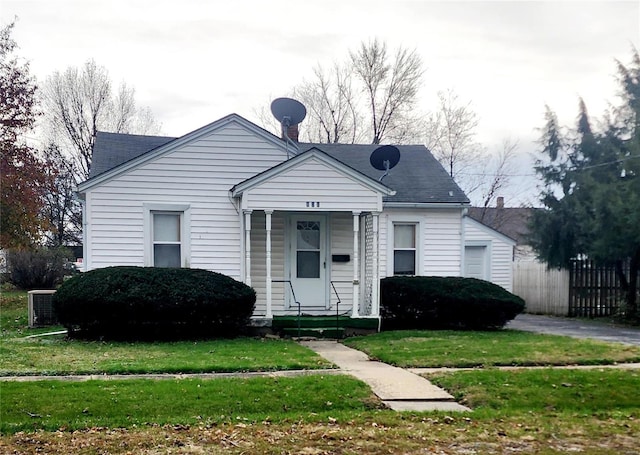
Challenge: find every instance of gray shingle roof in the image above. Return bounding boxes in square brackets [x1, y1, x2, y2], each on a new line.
[300, 143, 468, 204]
[88, 131, 469, 205]
[467, 207, 536, 244]
[89, 131, 176, 178]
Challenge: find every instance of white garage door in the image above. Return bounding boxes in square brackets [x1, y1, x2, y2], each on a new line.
[465, 246, 488, 280]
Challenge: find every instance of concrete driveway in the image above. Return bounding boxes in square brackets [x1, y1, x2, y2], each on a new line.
[507, 313, 640, 346]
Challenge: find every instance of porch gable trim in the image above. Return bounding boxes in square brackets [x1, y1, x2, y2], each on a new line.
[230, 148, 396, 198]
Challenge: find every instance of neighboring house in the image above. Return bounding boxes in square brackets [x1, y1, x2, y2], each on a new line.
[467, 200, 537, 262]
[78, 113, 486, 326]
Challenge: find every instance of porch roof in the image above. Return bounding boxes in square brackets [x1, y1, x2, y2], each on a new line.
[231, 148, 395, 212]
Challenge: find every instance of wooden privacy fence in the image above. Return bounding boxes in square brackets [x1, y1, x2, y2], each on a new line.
[569, 259, 628, 317]
[513, 261, 569, 316]
[514, 259, 632, 318]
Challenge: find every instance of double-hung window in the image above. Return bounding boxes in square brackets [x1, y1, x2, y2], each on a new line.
[152, 212, 182, 267]
[393, 223, 416, 275]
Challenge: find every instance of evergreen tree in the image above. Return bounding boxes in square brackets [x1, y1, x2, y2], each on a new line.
[531, 49, 640, 320]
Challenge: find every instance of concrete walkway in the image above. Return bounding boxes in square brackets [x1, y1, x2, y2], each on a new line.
[507, 314, 640, 346]
[300, 340, 470, 412]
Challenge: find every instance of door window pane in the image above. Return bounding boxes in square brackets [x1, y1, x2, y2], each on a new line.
[297, 251, 320, 278]
[297, 221, 320, 249]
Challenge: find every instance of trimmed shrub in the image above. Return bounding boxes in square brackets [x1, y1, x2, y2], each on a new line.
[380, 276, 525, 330]
[6, 248, 73, 290]
[53, 266, 256, 340]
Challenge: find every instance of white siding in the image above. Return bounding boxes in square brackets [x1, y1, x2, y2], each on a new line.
[329, 213, 354, 314]
[382, 207, 464, 278]
[463, 217, 515, 291]
[85, 123, 287, 279]
[244, 158, 381, 212]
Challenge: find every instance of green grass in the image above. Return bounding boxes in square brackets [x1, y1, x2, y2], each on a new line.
[2, 369, 638, 455]
[343, 329, 640, 367]
[0, 375, 379, 434]
[0, 337, 334, 376]
[429, 368, 640, 415]
[0, 291, 332, 375]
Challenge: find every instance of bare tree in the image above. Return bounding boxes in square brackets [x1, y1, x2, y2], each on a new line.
[41, 143, 82, 246]
[41, 59, 161, 180]
[350, 39, 424, 144]
[425, 90, 519, 206]
[476, 139, 519, 211]
[292, 63, 362, 144]
[40, 59, 161, 247]
[268, 39, 425, 145]
[425, 89, 484, 180]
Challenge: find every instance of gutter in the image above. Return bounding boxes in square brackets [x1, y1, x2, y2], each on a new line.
[384, 202, 470, 209]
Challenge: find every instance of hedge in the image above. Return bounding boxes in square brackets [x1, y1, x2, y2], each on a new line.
[53, 266, 256, 340]
[381, 276, 525, 330]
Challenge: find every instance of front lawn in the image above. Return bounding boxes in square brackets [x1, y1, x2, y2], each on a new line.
[0, 375, 378, 434]
[0, 337, 334, 376]
[0, 291, 332, 376]
[343, 329, 640, 368]
[2, 368, 638, 453]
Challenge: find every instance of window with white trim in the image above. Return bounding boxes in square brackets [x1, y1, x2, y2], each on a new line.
[152, 211, 182, 267]
[393, 223, 416, 275]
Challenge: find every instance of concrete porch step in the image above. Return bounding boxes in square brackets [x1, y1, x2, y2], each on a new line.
[273, 316, 379, 330]
[281, 327, 345, 339]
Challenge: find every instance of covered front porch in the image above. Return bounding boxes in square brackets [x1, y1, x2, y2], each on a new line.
[230, 148, 395, 326]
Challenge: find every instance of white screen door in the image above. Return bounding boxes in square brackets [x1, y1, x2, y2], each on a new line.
[289, 215, 328, 309]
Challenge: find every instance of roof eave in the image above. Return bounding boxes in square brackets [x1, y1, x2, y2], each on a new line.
[384, 201, 470, 209]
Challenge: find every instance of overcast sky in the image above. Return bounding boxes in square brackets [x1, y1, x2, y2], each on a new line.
[3, 0, 639, 205]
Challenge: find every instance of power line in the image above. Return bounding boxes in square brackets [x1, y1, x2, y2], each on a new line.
[456, 154, 640, 178]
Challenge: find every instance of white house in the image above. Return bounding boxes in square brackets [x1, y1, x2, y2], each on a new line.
[77, 113, 513, 327]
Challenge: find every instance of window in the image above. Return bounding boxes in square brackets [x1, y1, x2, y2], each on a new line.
[152, 212, 182, 267]
[296, 220, 321, 278]
[393, 223, 416, 275]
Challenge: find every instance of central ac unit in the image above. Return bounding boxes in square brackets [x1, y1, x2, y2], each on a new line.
[28, 290, 58, 328]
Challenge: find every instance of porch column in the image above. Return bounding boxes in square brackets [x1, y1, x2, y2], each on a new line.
[265, 210, 273, 319]
[371, 212, 380, 317]
[244, 210, 252, 286]
[352, 211, 361, 317]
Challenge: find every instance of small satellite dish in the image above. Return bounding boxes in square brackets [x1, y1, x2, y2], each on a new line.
[370, 145, 400, 182]
[270, 97, 307, 127]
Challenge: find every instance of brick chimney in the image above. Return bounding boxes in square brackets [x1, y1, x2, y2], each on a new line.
[285, 124, 299, 142]
[496, 196, 504, 209]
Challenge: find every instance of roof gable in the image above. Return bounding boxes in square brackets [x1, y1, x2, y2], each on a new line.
[464, 216, 517, 244]
[231, 147, 395, 198]
[79, 114, 291, 192]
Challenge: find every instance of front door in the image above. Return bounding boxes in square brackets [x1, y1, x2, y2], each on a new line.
[288, 215, 328, 309]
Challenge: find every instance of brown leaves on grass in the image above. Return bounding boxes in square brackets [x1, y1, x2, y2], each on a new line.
[2, 418, 640, 454]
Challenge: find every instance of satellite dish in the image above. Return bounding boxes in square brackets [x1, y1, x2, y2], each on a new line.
[270, 97, 307, 127]
[370, 145, 400, 170]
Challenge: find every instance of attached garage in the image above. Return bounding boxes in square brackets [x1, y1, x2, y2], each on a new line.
[463, 216, 516, 291]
